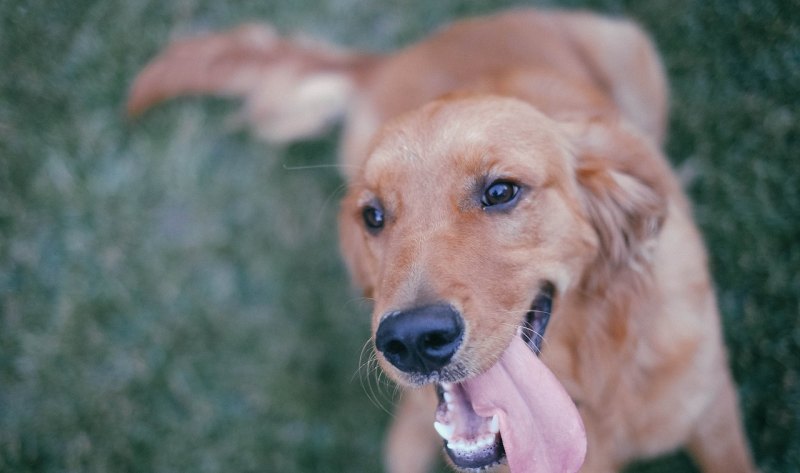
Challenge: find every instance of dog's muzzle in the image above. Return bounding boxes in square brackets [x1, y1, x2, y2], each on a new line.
[374, 283, 557, 470]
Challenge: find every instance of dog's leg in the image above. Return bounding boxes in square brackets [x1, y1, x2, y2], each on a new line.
[578, 453, 616, 473]
[574, 407, 618, 473]
[385, 386, 440, 473]
[687, 371, 757, 473]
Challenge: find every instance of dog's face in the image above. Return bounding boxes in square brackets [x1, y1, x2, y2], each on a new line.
[341, 93, 668, 380]
[338, 95, 666, 469]
[341, 96, 597, 383]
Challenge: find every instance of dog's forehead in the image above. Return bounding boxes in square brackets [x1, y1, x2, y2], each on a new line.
[363, 96, 566, 190]
[366, 126, 491, 186]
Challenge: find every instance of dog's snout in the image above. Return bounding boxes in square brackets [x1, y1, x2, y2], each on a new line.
[375, 304, 464, 375]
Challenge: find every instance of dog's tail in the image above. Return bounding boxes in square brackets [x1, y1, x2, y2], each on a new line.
[127, 24, 378, 142]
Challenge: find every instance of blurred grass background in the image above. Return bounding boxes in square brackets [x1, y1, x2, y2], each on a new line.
[1, 0, 797, 472]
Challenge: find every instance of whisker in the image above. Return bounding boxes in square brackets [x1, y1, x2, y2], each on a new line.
[353, 334, 401, 417]
[282, 163, 364, 172]
[497, 321, 550, 354]
[312, 181, 348, 232]
[342, 296, 376, 311]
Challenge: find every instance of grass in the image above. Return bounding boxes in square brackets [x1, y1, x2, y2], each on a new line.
[1, 0, 797, 472]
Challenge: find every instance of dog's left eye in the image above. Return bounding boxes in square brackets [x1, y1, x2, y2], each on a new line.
[482, 180, 520, 208]
[362, 204, 385, 232]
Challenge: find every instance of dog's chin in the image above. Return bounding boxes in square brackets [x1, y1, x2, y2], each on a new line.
[430, 283, 555, 471]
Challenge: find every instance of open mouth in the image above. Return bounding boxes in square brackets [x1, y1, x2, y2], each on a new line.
[433, 283, 554, 470]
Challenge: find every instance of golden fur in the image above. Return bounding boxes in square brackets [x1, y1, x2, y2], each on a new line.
[129, 8, 756, 473]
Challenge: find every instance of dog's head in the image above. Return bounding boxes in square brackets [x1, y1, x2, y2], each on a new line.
[339, 95, 668, 470]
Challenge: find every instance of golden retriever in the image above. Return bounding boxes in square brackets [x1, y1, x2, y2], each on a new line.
[128, 8, 757, 473]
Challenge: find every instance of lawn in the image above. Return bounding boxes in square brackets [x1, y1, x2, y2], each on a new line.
[1, 0, 797, 472]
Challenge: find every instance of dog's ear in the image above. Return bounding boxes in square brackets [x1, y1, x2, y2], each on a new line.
[127, 24, 373, 142]
[566, 119, 671, 273]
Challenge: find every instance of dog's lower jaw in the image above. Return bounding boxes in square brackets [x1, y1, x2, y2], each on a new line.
[435, 382, 505, 470]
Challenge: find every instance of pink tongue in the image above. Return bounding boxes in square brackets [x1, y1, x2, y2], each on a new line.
[463, 337, 586, 472]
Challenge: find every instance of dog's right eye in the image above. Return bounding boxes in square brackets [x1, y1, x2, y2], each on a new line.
[362, 205, 385, 232]
[481, 180, 520, 209]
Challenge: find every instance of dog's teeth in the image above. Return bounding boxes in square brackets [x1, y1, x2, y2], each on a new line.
[476, 434, 491, 447]
[448, 439, 465, 451]
[441, 382, 453, 390]
[443, 392, 453, 403]
[434, 421, 454, 441]
[489, 414, 500, 433]
[448, 437, 491, 453]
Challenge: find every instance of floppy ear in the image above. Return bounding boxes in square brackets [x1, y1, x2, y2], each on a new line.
[567, 119, 670, 272]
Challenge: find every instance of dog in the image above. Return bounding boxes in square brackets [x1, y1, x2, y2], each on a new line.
[128, 8, 757, 473]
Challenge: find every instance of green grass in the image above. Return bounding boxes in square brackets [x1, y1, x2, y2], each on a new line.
[1, 0, 797, 472]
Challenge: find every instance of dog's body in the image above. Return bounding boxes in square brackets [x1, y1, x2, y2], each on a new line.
[129, 9, 756, 473]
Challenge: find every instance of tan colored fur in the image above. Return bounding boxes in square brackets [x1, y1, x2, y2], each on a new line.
[129, 8, 756, 473]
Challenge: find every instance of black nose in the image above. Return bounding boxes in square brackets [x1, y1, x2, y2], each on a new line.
[375, 304, 464, 375]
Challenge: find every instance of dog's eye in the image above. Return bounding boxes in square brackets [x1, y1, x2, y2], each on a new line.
[362, 205, 385, 232]
[482, 181, 520, 208]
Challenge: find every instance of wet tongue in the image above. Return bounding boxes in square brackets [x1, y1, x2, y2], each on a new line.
[462, 337, 586, 472]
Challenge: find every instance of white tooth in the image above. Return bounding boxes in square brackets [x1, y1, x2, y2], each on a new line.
[447, 402, 456, 412]
[489, 414, 500, 433]
[441, 382, 453, 390]
[443, 392, 453, 403]
[433, 421, 454, 440]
